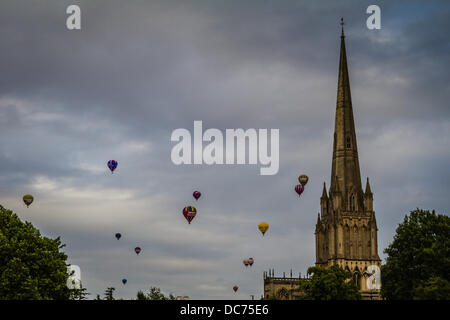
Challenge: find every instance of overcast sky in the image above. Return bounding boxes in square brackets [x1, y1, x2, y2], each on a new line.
[0, 0, 449, 299]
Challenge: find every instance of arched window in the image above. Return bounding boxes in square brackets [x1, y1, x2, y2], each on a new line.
[346, 137, 351, 148]
[353, 272, 361, 289]
[350, 194, 355, 211]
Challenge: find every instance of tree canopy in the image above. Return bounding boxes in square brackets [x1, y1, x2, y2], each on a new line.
[0, 205, 71, 300]
[136, 287, 175, 300]
[298, 264, 361, 300]
[381, 209, 450, 300]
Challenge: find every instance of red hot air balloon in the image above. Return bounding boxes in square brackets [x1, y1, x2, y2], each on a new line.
[295, 184, 304, 197]
[233, 286, 239, 293]
[134, 247, 141, 255]
[248, 258, 254, 267]
[182, 206, 197, 224]
[193, 191, 201, 201]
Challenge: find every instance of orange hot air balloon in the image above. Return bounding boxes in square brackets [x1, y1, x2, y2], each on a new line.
[233, 286, 239, 293]
[298, 174, 309, 186]
[243, 259, 249, 268]
[258, 222, 269, 236]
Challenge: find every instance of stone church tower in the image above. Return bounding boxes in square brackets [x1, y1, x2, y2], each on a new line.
[315, 22, 381, 298]
[263, 22, 382, 300]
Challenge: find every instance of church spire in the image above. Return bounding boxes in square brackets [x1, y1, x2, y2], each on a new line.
[330, 18, 363, 206]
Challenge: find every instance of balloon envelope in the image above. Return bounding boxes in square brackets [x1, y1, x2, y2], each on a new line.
[23, 194, 34, 207]
[122, 279, 127, 284]
[107, 160, 118, 173]
[233, 286, 239, 292]
[182, 206, 197, 224]
[115, 233, 121, 240]
[295, 184, 304, 196]
[193, 191, 201, 201]
[248, 258, 254, 266]
[243, 259, 249, 267]
[258, 222, 269, 235]
[134, 247, 141, 255]
[298, 174, 309, 186]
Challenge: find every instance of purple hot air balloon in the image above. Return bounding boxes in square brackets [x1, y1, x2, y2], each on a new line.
[134, 247, 141, 255]
[107, 160, 118, 173]
[193, 191, 201, 201]
[295, 184, 304, 197]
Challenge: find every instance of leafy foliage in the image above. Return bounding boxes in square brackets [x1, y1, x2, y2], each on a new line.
[0, 205, 71, 300]
[298, 264, 361, 300]
[381, 209, 450, 300]
[136, 287, 175, 300]
[104, 287, 115, 300]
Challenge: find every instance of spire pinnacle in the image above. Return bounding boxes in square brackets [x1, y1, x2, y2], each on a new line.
[321, 182, 328, 199]
[365, 177, 372, 195]
[340, 17, 345, 37]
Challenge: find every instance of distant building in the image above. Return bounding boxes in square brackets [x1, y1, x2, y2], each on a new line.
[264, 21, 382, 300]
[176, 296, 189, 300]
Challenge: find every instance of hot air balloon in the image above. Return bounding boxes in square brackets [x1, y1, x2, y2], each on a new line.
[243, 259, 249, 268]
[107, 160, 118, 173]
[295, 184, 304, 197]
[248, 258, 254, 267]
[193, 191, 201, 201]
[23, 194, 34, 207]
[258, 222, 269, 236]
[134, 247, 141, 255]
[298, 174, 309, 186]
[233, 286, 239, 293]
[115, 233, 121, 240]
[122, 279, 127, 285]
[182, 206, 197, 224]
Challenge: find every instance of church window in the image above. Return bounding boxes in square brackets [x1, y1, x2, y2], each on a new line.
[350, 194, 355, 211]
[346, 137, 351, 148]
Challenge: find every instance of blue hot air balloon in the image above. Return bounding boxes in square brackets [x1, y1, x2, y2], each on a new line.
[107, 160, 118, 173]
[122, 278, 127, 285]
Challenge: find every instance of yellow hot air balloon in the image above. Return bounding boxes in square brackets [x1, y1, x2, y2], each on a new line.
[258, 222, 269, 236]
[298, 174, 309, 186]
[23, 194, 34, 207]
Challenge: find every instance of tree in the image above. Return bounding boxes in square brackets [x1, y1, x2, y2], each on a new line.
[298, 265, 361, 300]
[69, 282, 90, 300]
[0, 205, 71, 300]
[136, 287, 175, 300]
[381, 209, 450, 300]
[104, 287, 115, 300]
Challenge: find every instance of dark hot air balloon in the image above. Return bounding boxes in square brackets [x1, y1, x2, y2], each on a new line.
[233, 286, 239, 293]
[248, 258, 254, 266]
[23, 194, 34, 207]
[193, 191, 201, 201]
[134, 247, 141, 255]
[107, 160, 118, 173]
[122, 278, 127, 285]
[115, 233, 121, 240]
[182, 206, 197, 224]
[295, 184, 304, 197]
